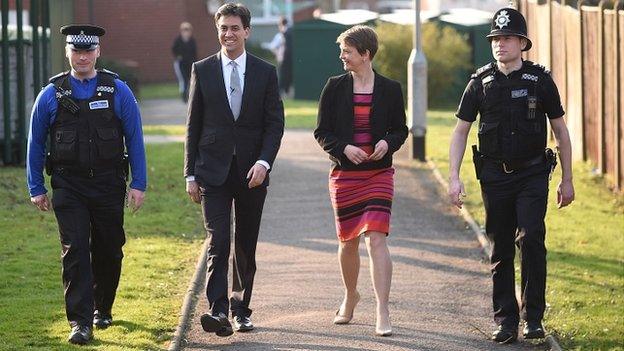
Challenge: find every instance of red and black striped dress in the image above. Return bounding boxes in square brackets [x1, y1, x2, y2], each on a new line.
[329, 93, 395, 242]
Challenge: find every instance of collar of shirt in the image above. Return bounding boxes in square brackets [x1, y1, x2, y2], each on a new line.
[68, 74, 98, 99]
[221, 50, 246, 99]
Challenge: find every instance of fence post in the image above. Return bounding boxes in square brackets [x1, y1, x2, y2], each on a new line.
[16, 0, 26, 164]
[578, 0, 587, 161]
[42, 0, 50, 81]
[31, 0, 41, 96]
[598, 0, 606, 173]
[616, 0, 623, 190]
[1, 0, 12, 165]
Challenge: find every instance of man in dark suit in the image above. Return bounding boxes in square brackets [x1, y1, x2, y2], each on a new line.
[184, 3, 284, 337]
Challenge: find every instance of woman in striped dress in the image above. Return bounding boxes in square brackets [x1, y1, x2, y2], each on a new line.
[314, 25, 408, 336]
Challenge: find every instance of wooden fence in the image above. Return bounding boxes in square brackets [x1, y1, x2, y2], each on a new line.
[519, 0, 624, 190]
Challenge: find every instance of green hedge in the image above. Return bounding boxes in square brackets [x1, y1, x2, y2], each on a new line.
[375, 21, 471, 108]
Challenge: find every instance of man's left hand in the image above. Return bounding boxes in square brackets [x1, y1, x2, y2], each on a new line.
[127, 188, 145, 213]
[247, 163, 267, 188]
[557, 179, 575, 208]
[369, 140, 389, 161]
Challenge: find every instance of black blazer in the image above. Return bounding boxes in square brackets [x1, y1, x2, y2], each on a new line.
[314, 72, 408, 171]
[184, 52, 285, 186]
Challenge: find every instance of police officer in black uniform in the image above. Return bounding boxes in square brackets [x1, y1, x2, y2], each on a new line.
[447, 8, 575, 344]
[27, 25, 147, 345]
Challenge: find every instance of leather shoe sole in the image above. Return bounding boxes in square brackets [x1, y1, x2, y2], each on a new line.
[492, 329, 518, 344]
[524, 328, 545, 339]
[200, 314, 233, 337]
[234, 323, 254, 332]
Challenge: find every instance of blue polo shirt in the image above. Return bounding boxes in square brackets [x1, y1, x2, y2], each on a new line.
[26, 73, 147, 197]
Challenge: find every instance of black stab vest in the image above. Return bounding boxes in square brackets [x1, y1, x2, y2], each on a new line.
[475, 61, 548, 160]
[49, 71, 125, 171]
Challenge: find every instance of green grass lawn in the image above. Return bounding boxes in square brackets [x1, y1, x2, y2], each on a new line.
[2, 101, 622, 350]
[426, 110, 624, 350]
[138, 83, 180, 101]
[140, 99, 318, 135]
[0, 143, 205, 350]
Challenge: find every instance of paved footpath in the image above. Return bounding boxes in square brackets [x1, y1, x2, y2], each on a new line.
[177, 130, 548, 351]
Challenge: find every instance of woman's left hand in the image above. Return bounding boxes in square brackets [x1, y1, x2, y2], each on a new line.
[369, 140, 389, 161]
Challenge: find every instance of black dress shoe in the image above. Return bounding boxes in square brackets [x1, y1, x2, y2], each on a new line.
[93, 310, 113, 329]
[68, 325, 93, 345]
[200, 313, 233, 337]
[491, 325, 518, 344]
[233, 315, 254, 332]
[523, 321, 545, 339]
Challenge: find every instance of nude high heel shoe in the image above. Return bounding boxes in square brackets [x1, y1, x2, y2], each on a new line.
[333, 293, 361, 324]
[375, 312, 392, 336]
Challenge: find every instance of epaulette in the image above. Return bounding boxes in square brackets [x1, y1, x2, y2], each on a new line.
[49, 71, 70, 84]
[471, 62, 495, 80]
[525, 61, 551, 75]
[97, 68, 120, 79]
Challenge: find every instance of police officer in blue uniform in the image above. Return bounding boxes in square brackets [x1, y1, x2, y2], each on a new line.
[448, 8, 575, 344]
[26, 24, 147, 345]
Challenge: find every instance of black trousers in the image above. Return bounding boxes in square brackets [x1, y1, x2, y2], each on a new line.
[200, 159, 267, 318]
[51, 170, 126, 327]
[480, 161, 549, 328]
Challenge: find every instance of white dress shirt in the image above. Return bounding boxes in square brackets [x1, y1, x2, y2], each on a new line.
[221, 50, 246, 106]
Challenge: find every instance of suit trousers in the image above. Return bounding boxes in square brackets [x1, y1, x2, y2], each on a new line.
[480, 161, 549, 328]
[51, 170, 126, 327]
[200, 157, 267, 318]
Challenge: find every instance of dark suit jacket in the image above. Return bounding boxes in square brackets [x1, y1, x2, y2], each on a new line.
[184, 52, 285, 186]
[314, 72, 408, 171]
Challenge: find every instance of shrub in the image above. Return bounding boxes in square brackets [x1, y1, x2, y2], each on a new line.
[374, 21, 472, 108]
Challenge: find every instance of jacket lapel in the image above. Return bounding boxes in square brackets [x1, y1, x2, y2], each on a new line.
[238, 54, 255, 121]
[369, 71, 384, 130]
[345, 73, 355, 130]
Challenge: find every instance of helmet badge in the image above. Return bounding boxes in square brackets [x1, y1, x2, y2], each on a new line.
[495, 10, 511, 29]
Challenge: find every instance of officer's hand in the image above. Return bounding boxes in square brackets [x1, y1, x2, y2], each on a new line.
[247, 163, 267, 189]
[557, 179, 575, 208]
[186, 180, 201, 204]
[344, 145, 369, 165]
[127, 188, 145, 213]
[31, 194, 50, 211]
[369, 140, 389, 161]
[448, 178, 466, 209]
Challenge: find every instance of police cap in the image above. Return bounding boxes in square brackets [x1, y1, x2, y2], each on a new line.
[60, 24, 105, 51]
[486, 8, 532, 51]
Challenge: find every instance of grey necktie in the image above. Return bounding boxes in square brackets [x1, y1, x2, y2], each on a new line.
[229, 61, 242, 120]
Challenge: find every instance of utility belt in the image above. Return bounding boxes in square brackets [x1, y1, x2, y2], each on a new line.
[46, 153, 129, 180]
[472, 145, 557, 179]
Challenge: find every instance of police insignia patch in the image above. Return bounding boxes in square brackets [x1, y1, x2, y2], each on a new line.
[495, 10, 511, 29]
[89, 100, 109, 110]
[511, 89, 528, 98]
[521, 73, 538, 82]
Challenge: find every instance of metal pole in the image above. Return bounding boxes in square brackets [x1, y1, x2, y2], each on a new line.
[285, 0, 293, 24]
[408, 0, 427, 161]
[31, 0, 41, 95]
[1, 0, 12, 164]
[16, 0, 26, 164]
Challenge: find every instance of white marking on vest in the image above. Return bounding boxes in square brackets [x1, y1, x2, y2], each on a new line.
[482, 75, 494, 84]
[511, 89, 528, 98]
[96, 86, 115, 93]
[89, 100, 109, 110]
[521, 74, 538, 82]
